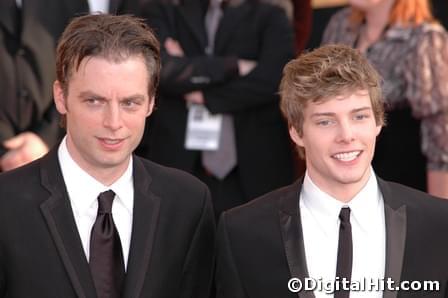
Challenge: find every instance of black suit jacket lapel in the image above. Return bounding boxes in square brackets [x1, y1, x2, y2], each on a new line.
[214, 0, 251, 54]
[39, 148, 97, 298]
[178, 0, 208, 51]
[378, 178, 407, 298]
[278, 180, 315, 298]
[0, 0, 17, 35]
[121, 156, 161, 298]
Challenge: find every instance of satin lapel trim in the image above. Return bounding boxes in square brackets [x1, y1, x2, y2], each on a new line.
[122, 157, 161, 298]
[384, 207, 406, 297]
[383, 204, 406, 298]
[378, 178, 407, 298]
[178, 0, 207, 50]
[278, 180, 315, 298]
[39, 149, 96, 298]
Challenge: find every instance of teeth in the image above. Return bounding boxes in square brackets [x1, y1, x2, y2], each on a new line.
[102, 139, 121, 145]
[333, 151, 361, 161]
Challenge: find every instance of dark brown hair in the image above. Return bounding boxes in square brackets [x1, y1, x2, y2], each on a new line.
[56, 13, 161, 97]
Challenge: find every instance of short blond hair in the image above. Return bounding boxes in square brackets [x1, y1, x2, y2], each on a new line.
[280, 44, 385, 136]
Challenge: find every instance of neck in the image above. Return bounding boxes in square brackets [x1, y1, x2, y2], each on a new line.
[363, 0, 395, 39]
[65, 139, 130, 186]
[307, 169, 372, 203]
[89, 164, 129, 186]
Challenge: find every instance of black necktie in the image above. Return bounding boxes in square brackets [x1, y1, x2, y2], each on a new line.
[335, 207, 352, 298]
[89, 190, 125, 298]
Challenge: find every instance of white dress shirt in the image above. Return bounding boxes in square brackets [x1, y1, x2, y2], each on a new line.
[15, 0, 22, 8]
[58, 137, 133, 270]
[300, 168, 385, 297]
[88, 0, 110, 13]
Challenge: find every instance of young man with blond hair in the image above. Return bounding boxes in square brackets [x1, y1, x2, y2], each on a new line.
[215, 44, 448, 298]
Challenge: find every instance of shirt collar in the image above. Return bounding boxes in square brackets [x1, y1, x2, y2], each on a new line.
[58, 137, 134, 216]
[301, 167, 382, 234]
[301, 172, 344, 234]
[348, 168, 382, 232]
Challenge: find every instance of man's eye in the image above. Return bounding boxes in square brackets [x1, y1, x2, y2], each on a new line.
[86, 98, 102, 105]
[317, 119, 333, 126]
[354, 114, 369, 120]
[122, 100, 135, 107]
[122, 100, 143, 110]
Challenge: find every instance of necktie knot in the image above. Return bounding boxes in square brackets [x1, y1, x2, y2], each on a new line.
[98, 190, 115, 214]
[339, 207, 351, 223]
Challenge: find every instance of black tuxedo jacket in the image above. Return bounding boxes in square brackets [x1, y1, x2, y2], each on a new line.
[0, 148, 215, 297]
[139, 0, 295, 200]
[216, 178, 448, 297]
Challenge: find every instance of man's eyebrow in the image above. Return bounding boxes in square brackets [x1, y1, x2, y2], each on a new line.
[121, 94, 146, 101]
[351, 107, 372, 113]
[79, 91, 105, 99]
[310, 107, 372, 118]
[310, 112, 336, 118]
[78, 91, 146, 101]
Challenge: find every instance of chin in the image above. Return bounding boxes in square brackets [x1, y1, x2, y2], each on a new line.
[337, 169, 369, 185]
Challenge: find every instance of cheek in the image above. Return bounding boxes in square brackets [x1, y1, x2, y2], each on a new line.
[68, 111, 101, 132]
[124, 115, 147, 130]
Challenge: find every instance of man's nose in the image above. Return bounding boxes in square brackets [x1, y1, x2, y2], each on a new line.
[103, 104, 123, 130]
[336, 120, 355, 143]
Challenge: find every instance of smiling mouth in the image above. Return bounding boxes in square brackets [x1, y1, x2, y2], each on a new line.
[332, 150, 362, 162]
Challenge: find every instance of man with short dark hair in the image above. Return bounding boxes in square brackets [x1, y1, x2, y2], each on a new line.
[215, 44, 448, 297]
[0, 14, 214, 298]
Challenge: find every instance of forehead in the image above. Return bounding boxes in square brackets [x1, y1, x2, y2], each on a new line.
[305, 90, 372, 115]
[70, 54, 149, 82]
[66, 55, 150, 100]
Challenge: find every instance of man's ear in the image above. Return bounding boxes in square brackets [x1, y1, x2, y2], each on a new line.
[375, 124, 382, 137]
[146, 96, 155, 117]
[53, 80, 68, 114]
[289, 126, 304, 147]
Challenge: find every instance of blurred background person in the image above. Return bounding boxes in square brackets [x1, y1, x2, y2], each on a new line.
[262, 0, 313, 53]
[321, 0, 448, 198]
[139, 0, 296, 218]
[0, 0, 140, 172]
[0, 0, 66, 171]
